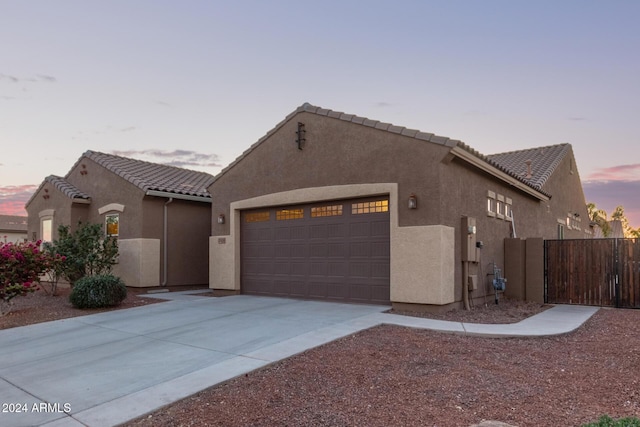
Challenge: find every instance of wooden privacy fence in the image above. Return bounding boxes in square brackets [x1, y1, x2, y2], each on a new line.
[545, 238, 640, 308]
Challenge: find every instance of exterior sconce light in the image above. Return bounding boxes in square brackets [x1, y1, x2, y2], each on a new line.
[217, 214, 225, 224]
[408, 194, 417, 209]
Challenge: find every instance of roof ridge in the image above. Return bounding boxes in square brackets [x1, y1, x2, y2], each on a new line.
[489, 142, 569, 157]
[81, 150, 215, 198]
[83, 150, 216, 177]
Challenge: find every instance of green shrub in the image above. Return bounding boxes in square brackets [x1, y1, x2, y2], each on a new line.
[69, 274, 127, 309]
[582, 415, 640, 427]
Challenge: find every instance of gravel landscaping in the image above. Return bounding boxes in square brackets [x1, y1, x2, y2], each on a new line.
[124, 307, 639, 427]
[0, 285, 163, 330]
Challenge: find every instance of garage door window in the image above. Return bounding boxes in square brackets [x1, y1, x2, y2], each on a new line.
[246, 211, 270, 223]
[276, 208, 304, 220]
[352, 199, 388, 214]
[311, 204, 343, 217]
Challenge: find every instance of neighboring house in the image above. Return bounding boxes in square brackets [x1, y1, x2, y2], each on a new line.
[0, 215, 28, 243]
[25, 150, 214, 288]
[207, 103, 590, 310]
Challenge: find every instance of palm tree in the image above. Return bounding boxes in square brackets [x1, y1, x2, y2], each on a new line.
[587, 202, 611, 237]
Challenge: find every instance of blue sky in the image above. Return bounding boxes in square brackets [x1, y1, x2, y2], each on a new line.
[1, 1, 639, 226]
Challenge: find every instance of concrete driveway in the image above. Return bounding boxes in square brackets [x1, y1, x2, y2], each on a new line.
[0, 293, 389, 427]
[0, 291, 599, 427]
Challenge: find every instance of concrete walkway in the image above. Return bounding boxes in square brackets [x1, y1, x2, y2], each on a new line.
[0, 292, 599, 427]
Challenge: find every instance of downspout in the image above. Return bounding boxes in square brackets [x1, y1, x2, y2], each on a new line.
[162, 197, 173, 286]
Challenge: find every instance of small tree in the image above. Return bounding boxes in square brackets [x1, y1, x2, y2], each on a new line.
[51, 222, 119, 286]
[41, 243, 67, 295]
[0, 240, 50, 315]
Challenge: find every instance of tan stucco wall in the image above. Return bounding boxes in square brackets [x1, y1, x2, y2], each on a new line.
[209, 234, 235, 290]
[113, 238, 160, 287]
[391, 225, 455, 305]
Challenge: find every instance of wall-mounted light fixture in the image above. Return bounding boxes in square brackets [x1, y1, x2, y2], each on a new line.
[80, 164, 88, 175]
[408, 194, 417, 209]
[217, 214, 225, 224]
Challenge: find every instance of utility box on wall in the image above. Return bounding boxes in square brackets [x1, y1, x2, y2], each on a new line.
[461, 216, 477, 262]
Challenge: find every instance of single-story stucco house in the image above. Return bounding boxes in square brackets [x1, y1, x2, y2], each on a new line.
[26, 150, 214, 287]
[207, 103, 591, 310]
[0, 215, 28, 243]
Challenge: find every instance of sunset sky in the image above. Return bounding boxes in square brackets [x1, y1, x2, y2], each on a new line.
[1, 1, 639, 226]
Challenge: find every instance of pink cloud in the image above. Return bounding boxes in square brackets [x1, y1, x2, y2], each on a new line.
[0, 184, 37, 216]
[587, 163, 640, 181]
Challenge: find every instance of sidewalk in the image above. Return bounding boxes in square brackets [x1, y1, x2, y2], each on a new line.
[150, 290, 601, 338]
[375, 303, 599, 337]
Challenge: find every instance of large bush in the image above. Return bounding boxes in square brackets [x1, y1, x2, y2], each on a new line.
[69, 274, 127, 309]
[48, 222, 118, 286]
[0, 240, 52, 314]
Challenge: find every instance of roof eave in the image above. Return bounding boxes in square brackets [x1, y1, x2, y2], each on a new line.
[450, 146, 550, 202]
[145, 190, 212, 203]
[72, 198, 91, 204]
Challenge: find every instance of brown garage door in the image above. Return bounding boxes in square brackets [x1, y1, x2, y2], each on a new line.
[241, 197, 390, 304]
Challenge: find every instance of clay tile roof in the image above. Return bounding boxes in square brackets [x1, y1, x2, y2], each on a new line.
[0, 215, 27, 232]
[82, 151, 215, 198]
[46, 175, 91, 200]
[487, 144, 570, 190]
